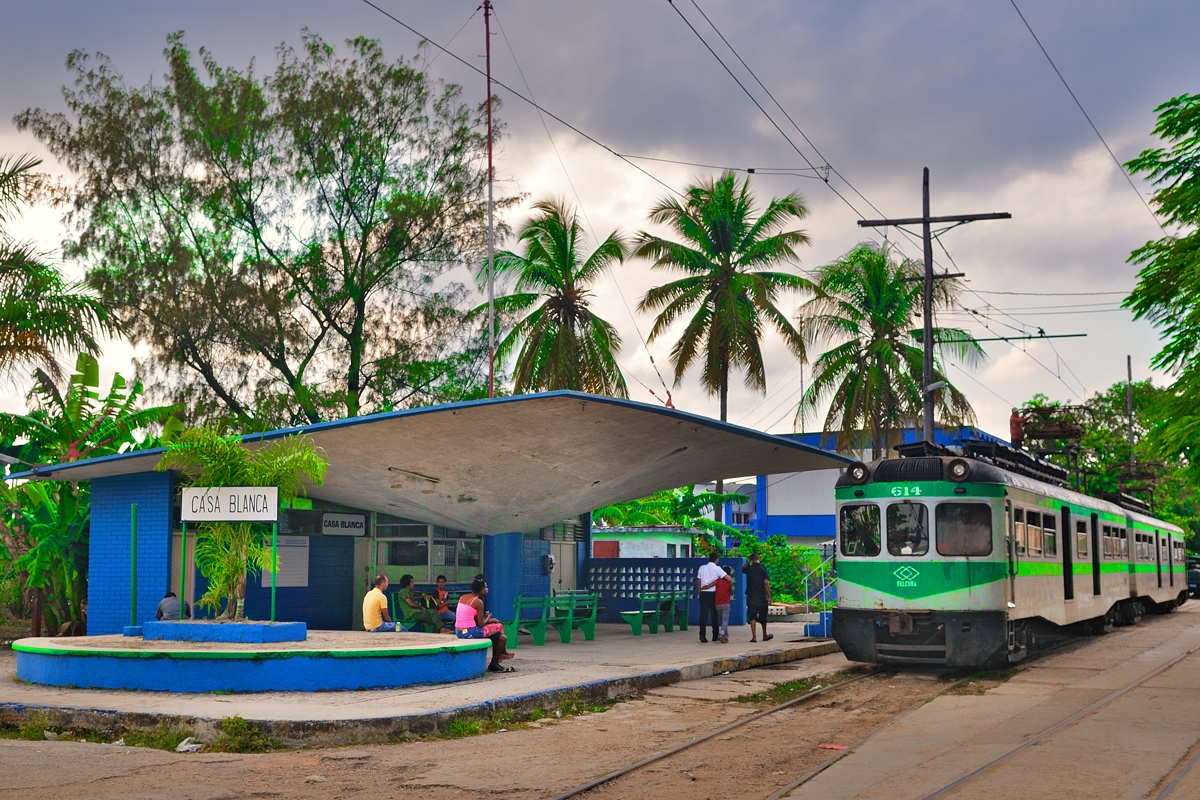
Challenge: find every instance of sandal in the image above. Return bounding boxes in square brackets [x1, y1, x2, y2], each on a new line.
[764, 634, 774, 642]
[488, 664, 516, 673]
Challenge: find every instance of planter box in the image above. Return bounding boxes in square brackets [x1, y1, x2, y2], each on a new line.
[142, 620, 307, 643]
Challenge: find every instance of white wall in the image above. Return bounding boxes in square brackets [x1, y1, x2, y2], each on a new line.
[766, 468, 843, 516]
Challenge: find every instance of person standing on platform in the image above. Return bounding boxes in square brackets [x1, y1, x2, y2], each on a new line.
[696, 552, 725, 643]
[743, 553, 772, 642]
[714, 565, 734, 643]
[363, 574, 397, 632]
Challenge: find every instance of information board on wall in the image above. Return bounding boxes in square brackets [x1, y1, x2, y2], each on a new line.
[322, 513, 366, 536]
[182, 486, 278, 522]
[261, 535, 309, 588]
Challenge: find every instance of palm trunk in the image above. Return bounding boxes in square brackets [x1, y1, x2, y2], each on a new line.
[716, 358, 728, 523]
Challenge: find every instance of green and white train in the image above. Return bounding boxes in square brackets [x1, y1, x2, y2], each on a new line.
[832, 448, 1188, 668]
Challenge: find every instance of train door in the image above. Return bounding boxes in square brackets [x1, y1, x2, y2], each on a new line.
[1168, 533, 1175, 588]
[1061, 507, 1074, 600]
[1006, 500, 1017, 606]
[1155, 530, 1163, 589]
[1090, 513, 1101, 596]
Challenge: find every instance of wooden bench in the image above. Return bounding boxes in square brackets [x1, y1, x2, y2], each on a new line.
[548, 592, 598, 644]
[502, 595, 550, 650]
[619, 592, 663, 636]
[659, 590, 689, 633]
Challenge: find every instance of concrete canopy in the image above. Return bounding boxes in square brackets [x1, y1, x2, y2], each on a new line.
[12, 392, 851, 535]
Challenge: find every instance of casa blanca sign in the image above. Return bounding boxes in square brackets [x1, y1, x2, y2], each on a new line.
[182, 486, 279, 522]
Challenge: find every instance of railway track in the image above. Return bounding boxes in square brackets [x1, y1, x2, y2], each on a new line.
[544, 630, 1146, 800]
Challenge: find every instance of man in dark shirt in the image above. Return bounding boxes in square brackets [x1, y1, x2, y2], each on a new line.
[742, 554, 772, 642]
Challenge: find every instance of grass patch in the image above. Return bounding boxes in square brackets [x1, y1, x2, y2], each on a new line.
[948, 667, 1018, 696]
[735, 668, 871, 705]
[123, 723, 195, 751]
[442, 715, 482, 738]
[556, 691, 587, 717]
[212, 716, 274, 753]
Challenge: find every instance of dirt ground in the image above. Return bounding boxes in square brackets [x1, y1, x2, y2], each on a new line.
[0, 668, 951, 800]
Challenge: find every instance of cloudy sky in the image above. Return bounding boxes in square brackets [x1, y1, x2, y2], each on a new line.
[2, 0, 1197, 438]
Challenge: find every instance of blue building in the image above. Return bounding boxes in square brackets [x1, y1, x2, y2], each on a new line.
[11, 392, 848, 634]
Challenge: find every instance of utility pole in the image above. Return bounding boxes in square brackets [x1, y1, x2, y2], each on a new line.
[1127, 355, 1136, 472]
[484, 0, 496, 399]
[859, 168, 1011, 444]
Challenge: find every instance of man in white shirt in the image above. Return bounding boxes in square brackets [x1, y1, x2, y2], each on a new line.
[696, 552, 726, 644]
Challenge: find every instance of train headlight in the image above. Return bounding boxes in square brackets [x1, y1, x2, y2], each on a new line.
[947, 458, 971, 482]
[847, 462, 870, 485]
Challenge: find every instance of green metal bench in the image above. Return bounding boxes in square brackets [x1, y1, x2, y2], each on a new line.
[502, 595, 550, 650]
[548, 592, 598, 644]
[620, 591, 663, 636]
[620, 591, 690, 635]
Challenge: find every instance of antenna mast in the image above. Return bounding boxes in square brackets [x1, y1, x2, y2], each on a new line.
[484, 0, 496, 398]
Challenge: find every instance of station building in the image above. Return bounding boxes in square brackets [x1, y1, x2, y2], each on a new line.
[16, 392, 848, 635]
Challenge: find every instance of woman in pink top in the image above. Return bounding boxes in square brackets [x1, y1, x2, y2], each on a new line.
[455, 577, 514, 672]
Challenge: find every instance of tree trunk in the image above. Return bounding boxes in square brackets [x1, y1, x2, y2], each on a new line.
[716, 358, 728, 523]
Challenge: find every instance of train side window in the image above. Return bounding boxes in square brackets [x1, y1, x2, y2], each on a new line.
[840, 504, 881, 557]
[1076, 520, 1088, 558]
[1027, 511, 1043, 557]
[1043, 515, 1057, 557]
[1102, 525, 1113, 559]
[936, 503, 993, 556]
[1014, 508, 1026, 555]
[1120, 529, 1128, 558]
[887, 501, 929, 556]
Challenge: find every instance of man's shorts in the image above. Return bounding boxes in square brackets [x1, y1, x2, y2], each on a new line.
[747, 599, 769, 625]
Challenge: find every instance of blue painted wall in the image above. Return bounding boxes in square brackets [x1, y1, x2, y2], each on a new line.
[521, 534, 551, 600]
[89, 472, 174, 635]
[766, 514, 836, 540]
[245, 535, 354, 630]
[483, 532, 522, 623]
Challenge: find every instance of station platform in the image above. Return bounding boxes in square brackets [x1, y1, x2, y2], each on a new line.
[0, 622, 835, 745]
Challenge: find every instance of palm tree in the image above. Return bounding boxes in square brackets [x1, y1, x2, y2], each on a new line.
[796, 243, 983, 459]
[476, 198, 628, 397]
[634, 171, 811, 422]
[0, 153, 113, 382]
[157, 426, 328, 620]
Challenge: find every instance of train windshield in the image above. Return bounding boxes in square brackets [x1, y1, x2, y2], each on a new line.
[887, 501, 929, 556]
[840, 504, 881, 557]
[936, 503, 993, 556]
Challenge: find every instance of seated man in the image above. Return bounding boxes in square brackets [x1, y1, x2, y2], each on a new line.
[396, 574, 449, 633]
[363, 574, 397, 632]
[432, 574, 457, 628]
[156, 591, 191, 621]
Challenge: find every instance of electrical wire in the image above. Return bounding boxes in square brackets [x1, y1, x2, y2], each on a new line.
[1008, 0, 1164, 232]
[971, 289, 1128, 297]
[357, 0, 681, 197]
[490, 5, 676, 407]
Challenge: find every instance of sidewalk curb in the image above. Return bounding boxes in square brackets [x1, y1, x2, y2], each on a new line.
[0, 639, 839, 746]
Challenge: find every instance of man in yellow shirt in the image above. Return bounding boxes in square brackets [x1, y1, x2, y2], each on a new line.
[363, 575, 397, 632]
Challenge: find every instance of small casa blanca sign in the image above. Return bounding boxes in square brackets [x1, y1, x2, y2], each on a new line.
[322, 513, 366, 536]
[182, 486, 279, 522]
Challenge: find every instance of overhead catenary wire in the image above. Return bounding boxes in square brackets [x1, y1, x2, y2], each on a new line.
[1008, 0, 1164, 233]
[489, 5, 676, 407]
[358, 0, 681, 197]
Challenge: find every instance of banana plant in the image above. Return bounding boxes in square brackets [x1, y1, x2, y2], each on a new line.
[0, 353, 177, 635]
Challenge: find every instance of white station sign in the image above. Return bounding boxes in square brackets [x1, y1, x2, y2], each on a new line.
[322, 513, 367, 536]
[182, 486, 279, 522]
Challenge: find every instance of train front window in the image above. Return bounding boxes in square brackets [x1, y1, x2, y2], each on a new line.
[887, 501, 929, 556]
[840, 504, 881, 557]
[936, 503, 992, 556]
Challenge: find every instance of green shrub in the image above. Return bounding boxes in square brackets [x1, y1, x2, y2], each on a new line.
[442, 715, 481, 738]
[123, 724, 195, 751]
[556, 692, 586, 717]
[213, 716, 274, 753]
